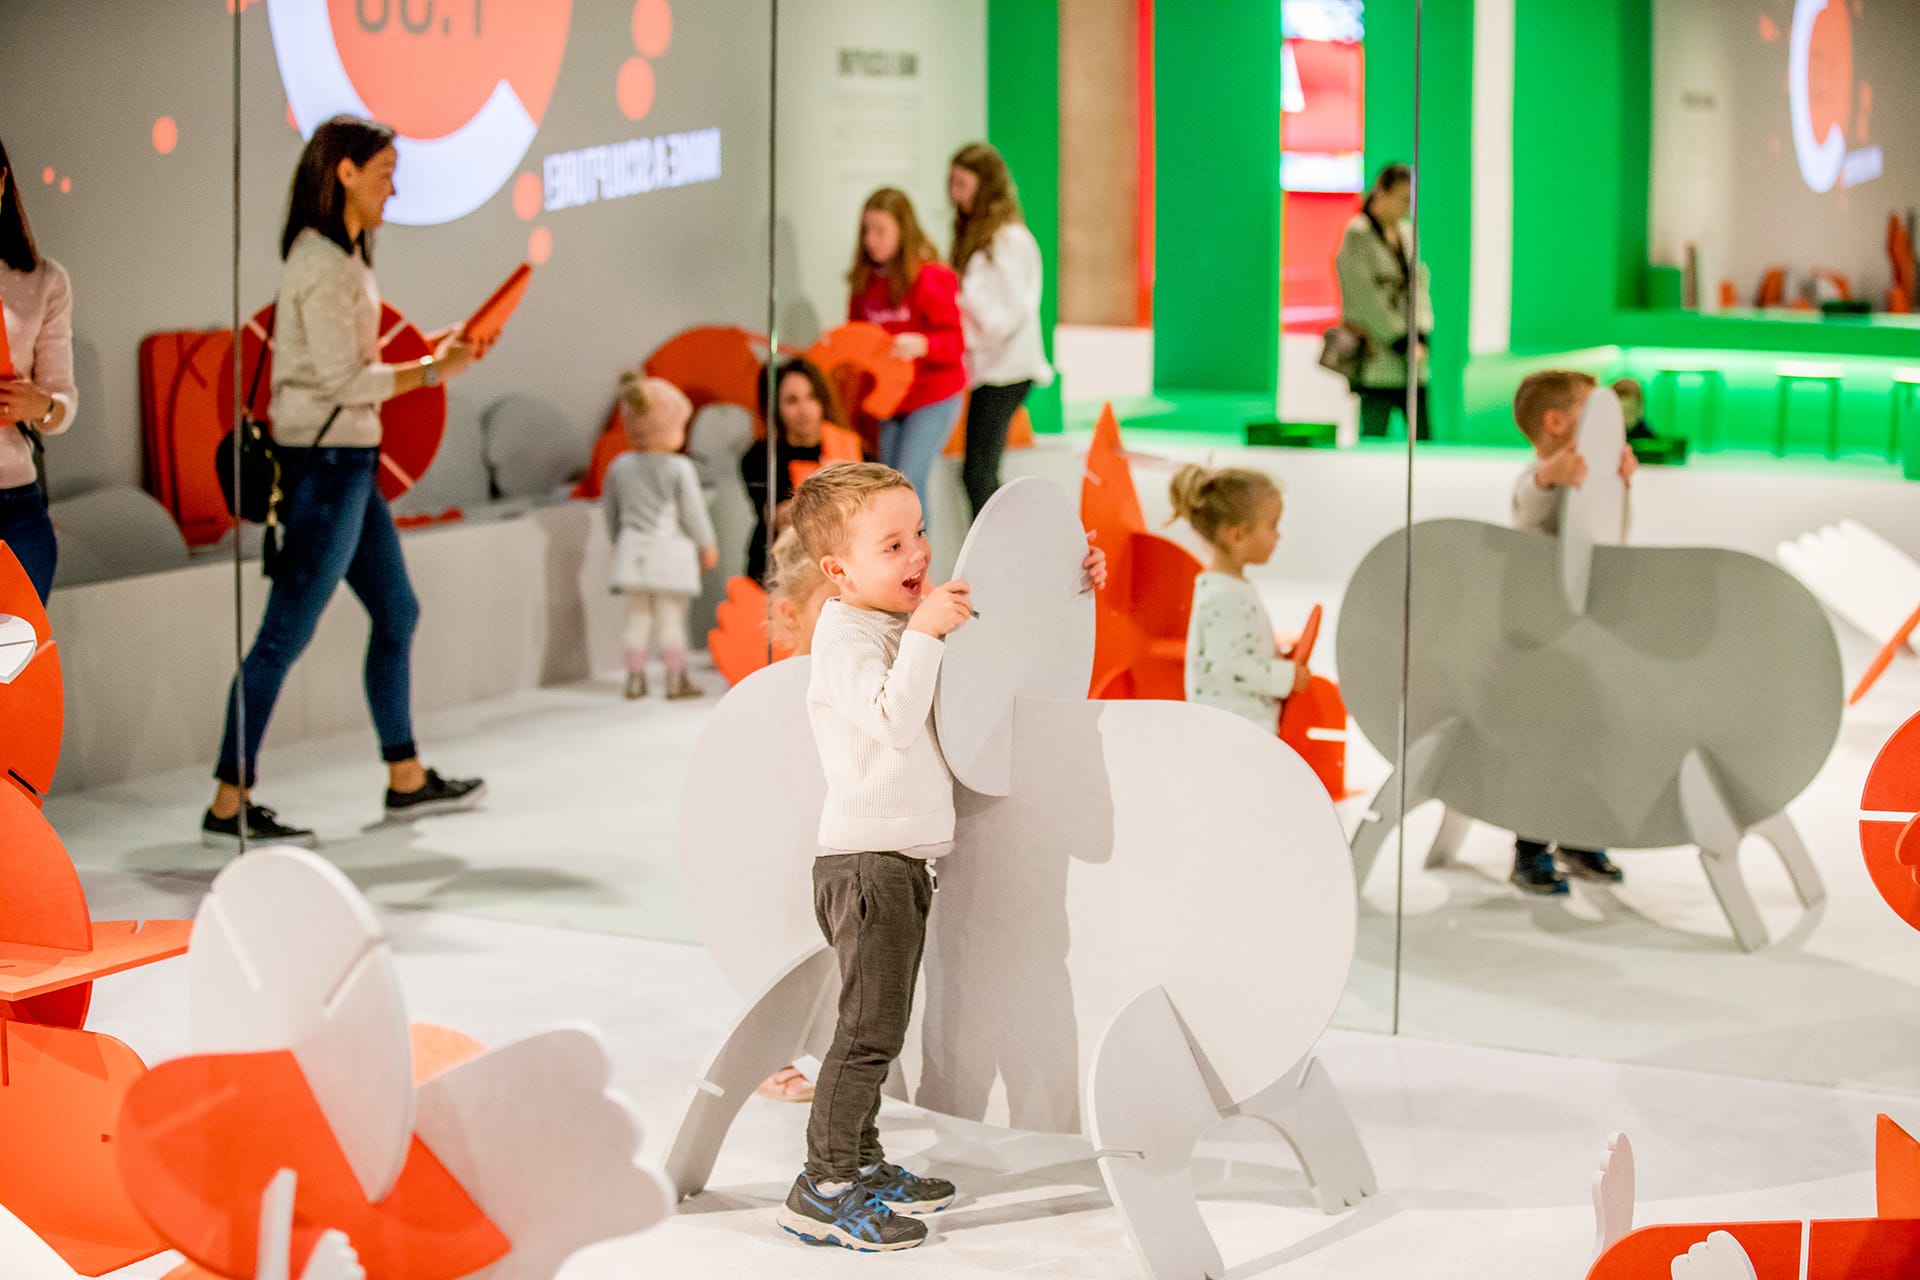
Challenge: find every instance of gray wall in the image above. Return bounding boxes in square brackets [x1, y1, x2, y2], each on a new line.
[0, 0, 773, 507]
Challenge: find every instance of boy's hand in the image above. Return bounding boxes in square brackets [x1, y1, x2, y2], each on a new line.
[1534, 443, 1588, 490]
[908, 579, 973, 638]
[1080, 533, 1108, 593]
[1292, 661, 1312, 695]
[1618, 444, 1638, 487]
[700, 545, 719, 571]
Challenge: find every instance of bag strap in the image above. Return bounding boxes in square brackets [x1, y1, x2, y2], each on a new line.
[244, 304, 277, 416]
[311, 405, 342, 449]
[15, 423, 45, 497]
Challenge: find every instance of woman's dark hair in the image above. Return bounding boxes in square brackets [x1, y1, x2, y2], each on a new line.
[1363, 163, 1413, 215]
[758, 357, 846, 436]
[0, 133, 41, 273]
[280, 115, 397, 263]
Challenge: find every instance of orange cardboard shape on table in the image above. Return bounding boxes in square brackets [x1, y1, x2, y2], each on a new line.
[460, 263, 532, 349]
[1586, 1220, 1803, 1280]
[118, 1048, 509, 1280]
[229, 303, 446, 504]
[0, 1021, 165, 1276]
[1859, 708, 1920, 933]
[1588, 1118, 1920, 1280]
[707, 577, 789, 688]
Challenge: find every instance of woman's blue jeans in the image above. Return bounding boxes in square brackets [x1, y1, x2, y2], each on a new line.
[0, 483, 57, 603]
[879, 393, 964, 506]
[215, 447, 419, 788]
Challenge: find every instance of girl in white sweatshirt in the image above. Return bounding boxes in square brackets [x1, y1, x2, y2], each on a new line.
[948, 143, 1053, 519]
[1171, 464, 1309, 734]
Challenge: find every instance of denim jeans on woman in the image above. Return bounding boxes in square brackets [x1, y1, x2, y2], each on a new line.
[215, 446, 419, 788]
[879, 393, 964, 507]
[0, 482, 57, 603]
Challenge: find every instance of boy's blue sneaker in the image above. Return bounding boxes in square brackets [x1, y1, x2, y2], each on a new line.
[1510, 841, 1570, 896]
[1558, 847, 1625, 884]
[860, 1161, 957, 1215]
[777, 1173, 928, 1252]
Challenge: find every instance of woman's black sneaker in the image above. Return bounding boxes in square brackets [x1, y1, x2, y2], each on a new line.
[200, 804, 318, 850]
[384, 769, 486, 820]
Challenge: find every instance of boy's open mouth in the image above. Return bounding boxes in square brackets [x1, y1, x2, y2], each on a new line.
[902, 571, 926, 595]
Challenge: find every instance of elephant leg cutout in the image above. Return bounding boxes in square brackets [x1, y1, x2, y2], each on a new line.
[663, 945, 839, 1199]
[1086, 987, 1228, 1280]
[1232, 1057, 1377, 1214]
[1679, 751, 1768, 952]
[1425, 806, 1474, 870]
[1749, 811, 1826, 909]
[1350, 719, 1459, 892]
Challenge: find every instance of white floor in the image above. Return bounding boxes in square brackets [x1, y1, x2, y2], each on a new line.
[36, 431, 1920, 1276]
[77, 872, 1919, 1280]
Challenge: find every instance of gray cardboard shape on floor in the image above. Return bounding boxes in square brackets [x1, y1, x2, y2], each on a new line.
[1336, 517, 1844, 852]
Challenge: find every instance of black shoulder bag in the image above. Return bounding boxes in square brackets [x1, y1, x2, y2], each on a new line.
[213, 308, 339, 572]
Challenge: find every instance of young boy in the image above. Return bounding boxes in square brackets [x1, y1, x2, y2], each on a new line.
[780, 462, 1102, 1251]
[1508, 370, 1636, 895]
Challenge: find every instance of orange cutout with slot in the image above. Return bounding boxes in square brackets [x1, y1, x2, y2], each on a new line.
[0, 1021, 164, 1276]
[118, 1049, 509, 1280]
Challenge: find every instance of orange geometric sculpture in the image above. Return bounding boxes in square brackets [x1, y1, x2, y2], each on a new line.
[643, 326, 764, 427]
[1277, 606, 1351, 799]
[0, 544, 192, 1276]
[119, 1049, 509, 1280]
[1860, 707, 1920, 933]
[1587, 1119, 1920, 1279]
[1081, 404, 1201, 702]
[1850, 601, 1920, 705]
[0, 1022, 165, 1275]
[0, 542, 62, 805]
[804, 322, 914, 450]
[707, 577, 789, 688]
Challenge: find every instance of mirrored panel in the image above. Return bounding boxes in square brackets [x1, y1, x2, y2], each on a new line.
[1395, 0, 1920, 1098]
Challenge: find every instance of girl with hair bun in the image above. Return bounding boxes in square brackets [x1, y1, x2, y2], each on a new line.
[1169, 463, 1307, 732]
[605, 371, 718, 701]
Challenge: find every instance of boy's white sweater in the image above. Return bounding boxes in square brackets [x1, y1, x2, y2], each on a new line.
[806, 599, 955, 856]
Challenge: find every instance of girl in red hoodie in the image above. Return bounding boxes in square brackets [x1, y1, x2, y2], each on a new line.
[846, 188, 966, 506]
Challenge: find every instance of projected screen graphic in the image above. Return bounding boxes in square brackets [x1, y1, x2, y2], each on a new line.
[1650, 0, 1917, 307]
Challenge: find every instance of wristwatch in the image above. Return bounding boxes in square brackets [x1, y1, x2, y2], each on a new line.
[421, 356, 441, 389]
[33, 399, 56, 428]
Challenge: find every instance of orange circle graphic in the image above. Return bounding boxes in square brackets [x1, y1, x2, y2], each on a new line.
[153, 118, 179, 155]
[528, 225, 553, 265]
[1806, 1, 1853, 144]
[632, 0, 673, 59]
[327, 0, 573, 141]
[513, 171, 542, 220]
[617, 56, 656, 122]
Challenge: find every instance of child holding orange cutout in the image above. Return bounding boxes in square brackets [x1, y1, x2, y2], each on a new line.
[1171, 464, 1309, 734]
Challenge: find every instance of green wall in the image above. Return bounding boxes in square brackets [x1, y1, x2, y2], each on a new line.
[1363, 0, 1475, 441]
[1151, 0, 1284, 399]
[1509, 0, 1651, 355]
[986, 0, 1063, 433]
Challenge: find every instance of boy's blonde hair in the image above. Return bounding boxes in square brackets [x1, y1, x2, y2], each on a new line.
[767, 525, 828, 604]
[1611, 376, 1645, 419]
[790, 461, 913, 560]
[617, 371, 694, 449]
[1513, 370, 1597, 445]
[1168, 464, 1282, 549]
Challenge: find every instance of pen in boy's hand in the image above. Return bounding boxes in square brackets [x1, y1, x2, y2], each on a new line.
[970, 610, 982, 620]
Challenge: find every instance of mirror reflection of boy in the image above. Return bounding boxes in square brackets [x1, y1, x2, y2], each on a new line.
[1508, 371, 1635, 895]
[1612, 377, 1660, 443]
